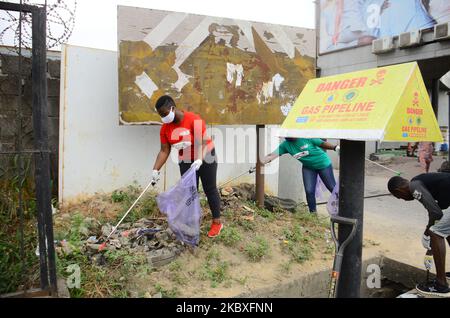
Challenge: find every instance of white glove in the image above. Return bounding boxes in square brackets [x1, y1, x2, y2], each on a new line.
[192, 159, 203, 171]
[422, 234, 431, 251]
[151, 170, 160, 185]
[334, 145, 340, 154]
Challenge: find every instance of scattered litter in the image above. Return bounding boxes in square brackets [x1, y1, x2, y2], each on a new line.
[101, 224, 113, 237]
[221, 186, 234, 196]
[121, 230, 131, 238]
[55, 181, 305, 271]
[87, 236, 98, 244]
[222, 183, 298, 213]
[241, 215, 254, 222]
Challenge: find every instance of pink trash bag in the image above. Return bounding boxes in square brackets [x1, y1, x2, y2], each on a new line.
[156, 166, 202, 246]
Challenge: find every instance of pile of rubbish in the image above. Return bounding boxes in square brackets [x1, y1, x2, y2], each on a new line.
[220, 183, 299, 213]
[55, 217, 184, 268]
[54, 183, 299, 270]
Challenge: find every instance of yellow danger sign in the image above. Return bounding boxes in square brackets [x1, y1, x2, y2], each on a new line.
[279, 62, 443, 142]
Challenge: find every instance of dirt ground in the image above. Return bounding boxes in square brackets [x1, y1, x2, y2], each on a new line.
[55, 153, 449, 298]
[55, 185, 344, 298]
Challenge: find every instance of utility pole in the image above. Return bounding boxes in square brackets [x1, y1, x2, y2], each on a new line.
[336, 140, 365, 298]
[255, 125, 265, 208]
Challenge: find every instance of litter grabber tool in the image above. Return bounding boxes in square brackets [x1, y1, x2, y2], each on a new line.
[329, 215, 358, 298]
[217, 166, 256, 190]
[98, 179, 156, 251]
[365, 158, 402, 176]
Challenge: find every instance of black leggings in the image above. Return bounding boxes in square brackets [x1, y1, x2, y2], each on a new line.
[179, 149, 221, 219]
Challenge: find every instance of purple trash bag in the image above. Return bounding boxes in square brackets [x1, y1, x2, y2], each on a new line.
[327, 181, 339, 217]
[156, 166, 201, 246]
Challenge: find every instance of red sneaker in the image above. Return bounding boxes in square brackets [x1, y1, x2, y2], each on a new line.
[208, 222, 223, 238]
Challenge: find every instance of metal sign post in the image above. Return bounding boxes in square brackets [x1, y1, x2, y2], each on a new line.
[336, 140, 365, 298]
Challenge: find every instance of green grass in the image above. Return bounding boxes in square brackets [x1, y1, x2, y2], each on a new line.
[56, 247, 147, 298]
[281, 225, 314, 264]
[200, 250, 231, 288]
[111, 183, 159, 224]
[0, 155, 41, 294]
[0, 216, 39, 294]
[218, 226, 241, 247]
[155, 283, 179, 298]
[244, 236, 269, 262]
[202, 260, 230, 288]
[54, 213, 147, 298]
[236, 219, 255, 231]
[168, 261, 188, 286]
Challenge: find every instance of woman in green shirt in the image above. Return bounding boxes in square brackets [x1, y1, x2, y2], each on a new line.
[261, 138, 339, 213]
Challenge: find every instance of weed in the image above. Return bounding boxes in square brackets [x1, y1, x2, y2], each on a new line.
[111, 190, 128, 203]
[283, 225, 310, 244]
[206, 250, 219, 262]
[244, 236, 269, 262]
[169, 260, 182, 272]
[155, 283, 179, 298]
[287, 242, 313, 264]
[170, 272, 188, 286]
[281, 224, 314, 264]
[219, 226, 241, 247]
[235, 275, 249, 286]
[236, 219, 255, 231]
[280, 261, 293, 274]
[202, 260, 230, 288]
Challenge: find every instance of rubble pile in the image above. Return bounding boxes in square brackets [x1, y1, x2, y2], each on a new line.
[54, 183, 299, 270]
[56, 217, 184, 268]
[220, 183, 299, 213]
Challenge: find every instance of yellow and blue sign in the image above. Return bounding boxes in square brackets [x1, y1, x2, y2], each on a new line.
[279, 62, 443, 142]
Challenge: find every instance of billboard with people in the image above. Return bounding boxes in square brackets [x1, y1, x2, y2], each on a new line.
[319, 0, 450, 54]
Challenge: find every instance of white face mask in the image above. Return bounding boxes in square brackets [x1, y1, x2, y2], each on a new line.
[161, 107, 175, 124]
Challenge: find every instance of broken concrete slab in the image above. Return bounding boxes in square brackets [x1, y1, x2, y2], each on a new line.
[147, 247, 181, 268]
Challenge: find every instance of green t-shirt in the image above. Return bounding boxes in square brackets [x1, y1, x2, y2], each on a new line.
[276, 138, 331, 170]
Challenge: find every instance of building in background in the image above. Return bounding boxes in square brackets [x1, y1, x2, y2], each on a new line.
[317, 0, 450, 154]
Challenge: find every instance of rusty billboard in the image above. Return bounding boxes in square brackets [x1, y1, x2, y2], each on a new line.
[118, 6, 315, 125]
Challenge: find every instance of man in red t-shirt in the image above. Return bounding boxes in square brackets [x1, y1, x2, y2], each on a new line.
[151, 95, 223, 238]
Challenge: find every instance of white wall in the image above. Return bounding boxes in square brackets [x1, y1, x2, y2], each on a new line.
[59, 45, 299, 204]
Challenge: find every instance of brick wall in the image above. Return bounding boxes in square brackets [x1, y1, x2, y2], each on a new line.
[0, 48, 61, 194]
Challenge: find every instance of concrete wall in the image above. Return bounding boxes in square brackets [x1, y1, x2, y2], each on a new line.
[0, 46, 60, 192]
[59, 45, 304, 204]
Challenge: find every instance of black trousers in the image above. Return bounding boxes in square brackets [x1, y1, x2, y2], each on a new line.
[179, 148, 221, 219]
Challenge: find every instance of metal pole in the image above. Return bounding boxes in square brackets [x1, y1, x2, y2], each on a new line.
[16, 0, 27, 291]
[255, 125, 265, 208]
[336, 140, 365, 298]
[448, 92, 450, 162]
[431, 79, 439, 119]
[32, 6, 57, 294]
